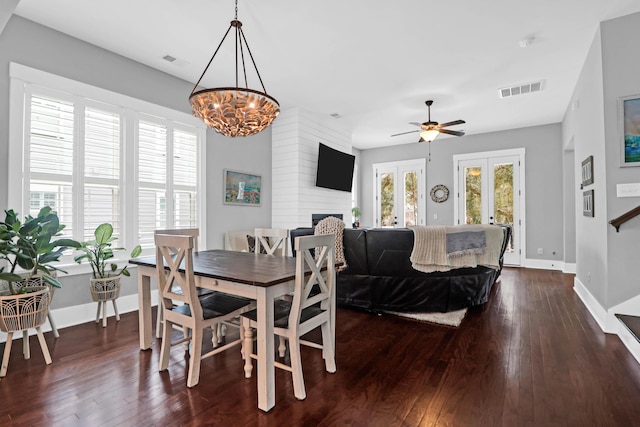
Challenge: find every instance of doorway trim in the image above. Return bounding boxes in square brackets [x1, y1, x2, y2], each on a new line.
[453, 148, 526, 266]
[372, 158, 427, 228]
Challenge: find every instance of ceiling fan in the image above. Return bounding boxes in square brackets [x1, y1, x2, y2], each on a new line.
[391, 100, 465, 143]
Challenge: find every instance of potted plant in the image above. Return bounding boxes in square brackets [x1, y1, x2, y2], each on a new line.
[0, 207, 80, 295]
[74, 223, 141, 326]
[351, 206, 361, 228]
[0, 207, 80, 376]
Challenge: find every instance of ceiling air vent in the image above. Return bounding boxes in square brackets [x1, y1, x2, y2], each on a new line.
[498, 80, 544, 98]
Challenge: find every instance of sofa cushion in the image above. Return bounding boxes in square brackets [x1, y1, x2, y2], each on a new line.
[342, 229, 368, 275]
[364, 228, 418, 277]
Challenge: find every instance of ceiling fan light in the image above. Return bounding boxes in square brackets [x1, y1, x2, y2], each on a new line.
[420, 129, 439, 142]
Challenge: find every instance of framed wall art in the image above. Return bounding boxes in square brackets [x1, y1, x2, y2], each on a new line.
[581, 155, 593, 187]
[224, 169, 261, 206]
[619, 94, 640, 167]
[583, 189, 594, 217]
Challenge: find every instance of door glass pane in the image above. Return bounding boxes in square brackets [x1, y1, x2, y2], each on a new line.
[464, 167, 482, 224]
[404, 171, 418, 226]
[493, 163, 514, 252]
[380, 172, 395, 227]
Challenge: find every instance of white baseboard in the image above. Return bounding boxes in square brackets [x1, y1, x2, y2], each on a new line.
[573, 276, 611, 333]
[522, 258, 567, 271]
[563, 263, 576, 274]
[0, 291, 159, 344]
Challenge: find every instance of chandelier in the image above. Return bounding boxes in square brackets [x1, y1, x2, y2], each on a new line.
[189, 0, 279, 137]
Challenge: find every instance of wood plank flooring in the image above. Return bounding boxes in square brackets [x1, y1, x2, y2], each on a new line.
[2, 267, 640, 426]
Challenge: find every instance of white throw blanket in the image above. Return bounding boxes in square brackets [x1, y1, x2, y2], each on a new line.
[409, 225, 504, 273]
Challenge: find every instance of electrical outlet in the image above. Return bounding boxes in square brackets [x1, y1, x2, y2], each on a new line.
[433, 213, 438, 220]
[537, 248, 543, 255]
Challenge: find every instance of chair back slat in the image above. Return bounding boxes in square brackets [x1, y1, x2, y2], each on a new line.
[254, 228, 289, 256]
[155, 228, 200, 252]
[154, 233, 203, 320]
[290, 234, 336, 330]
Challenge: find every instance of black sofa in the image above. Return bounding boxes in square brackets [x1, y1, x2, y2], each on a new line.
[290, 225, 511, 313]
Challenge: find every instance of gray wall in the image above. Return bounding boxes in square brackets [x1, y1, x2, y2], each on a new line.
[563, 11, 640, 309]
[359, 123, 566, 262]
[0, 16, 272, 309]
[563, 28, 608, 305]
[602, 12, 640, 308]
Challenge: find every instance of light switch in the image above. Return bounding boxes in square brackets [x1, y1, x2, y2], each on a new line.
[617, 183, 640, 198]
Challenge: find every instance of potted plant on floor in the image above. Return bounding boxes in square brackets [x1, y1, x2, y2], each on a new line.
[0, 207, 80, 376]
[74, 223, 141, 327]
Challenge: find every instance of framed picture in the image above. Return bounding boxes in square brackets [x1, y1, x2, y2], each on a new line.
[583, 189, 594, 217]
[224, 169, 261, 206]
[581, 155, 593, 186]
[619, 95, 640, 167]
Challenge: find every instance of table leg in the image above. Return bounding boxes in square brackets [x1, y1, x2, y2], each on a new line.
[256, 287, 276, 412]
[138, 270, 152, 350]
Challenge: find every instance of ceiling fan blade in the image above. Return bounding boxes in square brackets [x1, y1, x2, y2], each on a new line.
[390, 130, 420, 137]
[438, 119, 466, 128]
[409, 122, 422, 127]
[438, 129, 465, 137]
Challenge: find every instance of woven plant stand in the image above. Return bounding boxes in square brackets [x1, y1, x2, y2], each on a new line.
[0, 286, 52, 377]
[90, 276, 121, 328]
[17, 273, 59, 338]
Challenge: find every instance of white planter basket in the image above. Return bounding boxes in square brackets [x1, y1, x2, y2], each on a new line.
[0, 286, 53, 377]
[90, 276, 122, 327]
[0, 272, 59, 338]
[90, 276, 121, 302]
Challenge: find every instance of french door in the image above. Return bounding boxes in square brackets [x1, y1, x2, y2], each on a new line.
[454, 149, 524, 266]
[373, 159, 426, 228]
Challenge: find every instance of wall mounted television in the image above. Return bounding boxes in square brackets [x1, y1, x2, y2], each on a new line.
[315, 142, 355, 192]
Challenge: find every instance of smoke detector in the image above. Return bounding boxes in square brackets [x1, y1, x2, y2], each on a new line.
[498, 80, 544, 98]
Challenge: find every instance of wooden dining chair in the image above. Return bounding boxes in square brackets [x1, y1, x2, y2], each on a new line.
[155, 233, 253, 388]
[241, 234, 337, 400]
[254, 227, 290, 355]
[254, 228, 289, 256]
[153, 228, 215, 339]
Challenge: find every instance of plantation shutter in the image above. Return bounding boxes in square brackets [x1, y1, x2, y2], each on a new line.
[173, 129, 198, 228]
[29, 94, 75, 239]
[138, 120, 168, 249]
[83, 107, 121, 241]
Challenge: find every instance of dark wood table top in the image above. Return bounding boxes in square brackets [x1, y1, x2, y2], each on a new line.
[130, 249, 300, 287]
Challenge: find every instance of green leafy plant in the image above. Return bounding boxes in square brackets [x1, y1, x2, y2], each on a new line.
[351, 206, 361, 219]
[74, 223, 141, 279]
[0, 207, 80, 295]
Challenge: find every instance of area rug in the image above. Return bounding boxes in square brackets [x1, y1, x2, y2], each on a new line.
[383, 308, 468, 327]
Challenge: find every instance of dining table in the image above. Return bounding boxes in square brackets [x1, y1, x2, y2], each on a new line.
[129, 249, 336, 412]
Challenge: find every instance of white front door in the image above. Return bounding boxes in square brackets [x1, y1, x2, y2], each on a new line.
[373, 159, 426, 228]
[455, 149, 524, 266]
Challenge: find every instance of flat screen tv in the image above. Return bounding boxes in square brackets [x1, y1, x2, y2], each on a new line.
[315, 143, 355, 192]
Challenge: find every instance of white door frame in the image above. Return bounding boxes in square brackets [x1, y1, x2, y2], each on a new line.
[373, 159, 426, 228]
[453, 148, 525, 266]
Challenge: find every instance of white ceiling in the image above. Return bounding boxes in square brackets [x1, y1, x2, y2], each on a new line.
[12, 0, 640, 150]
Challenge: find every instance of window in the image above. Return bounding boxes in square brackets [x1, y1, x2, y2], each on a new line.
[9, 63, 206, 267]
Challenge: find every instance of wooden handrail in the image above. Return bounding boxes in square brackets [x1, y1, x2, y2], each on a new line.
[609, 205, 640, 232]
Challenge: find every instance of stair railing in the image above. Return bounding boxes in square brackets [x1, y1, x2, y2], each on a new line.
[609, 205, 640, 232]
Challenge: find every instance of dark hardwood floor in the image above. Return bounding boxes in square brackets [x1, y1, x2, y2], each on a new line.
[2, 267, 640, 426]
